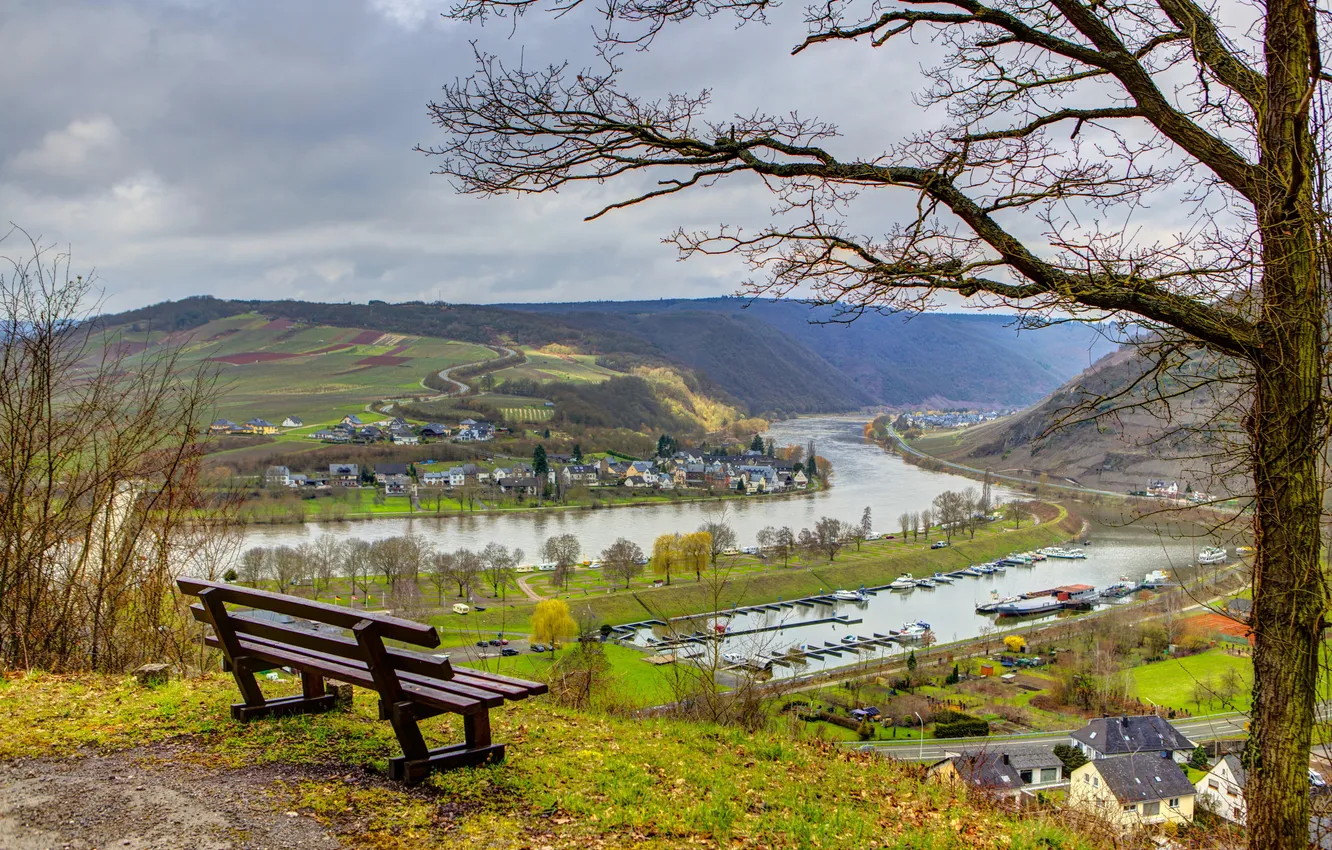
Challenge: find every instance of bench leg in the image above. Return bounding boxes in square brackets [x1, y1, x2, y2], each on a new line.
[230, 670, 338, 722]
[386, 707, 505, 785]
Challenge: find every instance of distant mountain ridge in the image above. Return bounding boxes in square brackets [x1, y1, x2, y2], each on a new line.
[498, 297, 1116, 410]
[100, 295, 1116, 415]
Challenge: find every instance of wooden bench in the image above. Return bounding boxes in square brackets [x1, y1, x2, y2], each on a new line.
[178, 577, 547, 784]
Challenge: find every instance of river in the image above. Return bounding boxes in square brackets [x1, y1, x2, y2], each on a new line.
[241, 417, 1026, 556]
[241, 416, 1238, 674]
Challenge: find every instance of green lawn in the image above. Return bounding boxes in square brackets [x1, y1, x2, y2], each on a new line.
[1129, 648, 1253, 713]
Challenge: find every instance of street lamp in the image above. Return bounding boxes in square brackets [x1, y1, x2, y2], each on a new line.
[915, 711, 925, 762]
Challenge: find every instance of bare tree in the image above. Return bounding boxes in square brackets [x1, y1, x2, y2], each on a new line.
[270, 545, 304, 593]
[600, 537, 645, 588]
[773, 526, 795, 567]
[898, 512, 911, 542]
[0, 232, 232, 672]
[919, 509, 934, 540]
[340, 538, 374, 606]
[307, 534, 342, 600]
[426, 0, 1332, 837]
[238, 547, 269, 587]
[451, 548, 483, 599]
[426, 549, 456, 604]
[700, 519, 737, 567]
[755, 525, 778, 558]
[481, 542, 521, 600]
[542, 533, 581, 591]
[814, 516, 846, 561]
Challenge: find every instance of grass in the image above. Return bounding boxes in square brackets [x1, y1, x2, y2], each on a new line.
[1128, 648, 1253, 713]
[0, 672, 1093, 850]
[491, 348, 620, 385]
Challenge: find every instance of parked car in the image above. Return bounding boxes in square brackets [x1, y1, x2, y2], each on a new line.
[500, 648, 519, 657]
[531, 644, 548, 653]
[475, 640, 489, 648]
[931, 540, 949, 549]
[488, 639, 503, 646]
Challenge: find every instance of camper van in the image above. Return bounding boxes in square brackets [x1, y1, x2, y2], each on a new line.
[452, 603, 471, 615]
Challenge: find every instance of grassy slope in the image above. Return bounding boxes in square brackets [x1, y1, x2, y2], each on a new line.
[1127, 648, 1253, 713]
[108, 313, 495, 423]
[0, 673, 1090, 850]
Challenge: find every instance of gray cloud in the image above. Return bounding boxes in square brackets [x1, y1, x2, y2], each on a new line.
[1, 0, 1188, 313]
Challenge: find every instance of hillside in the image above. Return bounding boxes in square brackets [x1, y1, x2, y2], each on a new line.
[907, 346, 1249, 495]
[102, 296, 1115, 418]
[501, 297, 1117, 409]
[0, 673, 1091, 850]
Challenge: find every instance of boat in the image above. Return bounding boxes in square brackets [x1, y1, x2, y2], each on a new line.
[1197, 546, 1227, 565]
[1040, 547, 1087, 560]
[932, 572, 955, 584]
[915, 578, 937, 589]
[991, 562, 1008, 572]
[978, 564, 996, 575]
[995, 597, 1064, 616]
[1237, 545, 1256, 556]
[1030, 551, 1048, 562]
[896, 621, 931, 639]
[1142, 569, 1174, 588]
[833, 588, 869, 602]
[1098, 577, 1139, 598]
[889, 575, 917, 590]
[960, 566, 983, 576]
[841, 634, 860, 643]
[976, 591, 1022, 613]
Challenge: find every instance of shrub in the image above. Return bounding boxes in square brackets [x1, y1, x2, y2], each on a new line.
[934, 717, 990, 738]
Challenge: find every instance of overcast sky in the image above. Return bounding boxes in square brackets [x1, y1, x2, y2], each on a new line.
[3, 0, 1198, 315]
[0, 0, 959, 310]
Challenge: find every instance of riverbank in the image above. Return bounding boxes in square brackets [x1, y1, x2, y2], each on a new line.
[238, 477, 827, 526]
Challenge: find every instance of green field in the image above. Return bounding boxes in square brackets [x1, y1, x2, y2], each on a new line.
[492, 347, 619, 385]
[103, 313, 495, 424]
[1128, 648, 1253, 713]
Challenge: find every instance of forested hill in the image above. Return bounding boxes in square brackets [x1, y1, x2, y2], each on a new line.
[100, 295, 1113, 414]
[499, 297, 1117, 408]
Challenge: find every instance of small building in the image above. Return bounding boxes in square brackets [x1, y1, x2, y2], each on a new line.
[1068, 754, 1195, 830]
[1071, 715, 1195, 763]
[244, 418, 279, 435]
[929, 744, 1067, 798]
[419, 423, 450, 437]
[208, 419, 239, 434]
[281, 416, 304, 428]
[341, 414, 364, 426]
[375, 463, 411, 495]
[329, 463, 360, 487]
[265, 465, 292, 487]
[1196, 754, 1248, 824]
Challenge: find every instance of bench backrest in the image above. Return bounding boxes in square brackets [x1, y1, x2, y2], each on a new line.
[178, 577, 453, 681]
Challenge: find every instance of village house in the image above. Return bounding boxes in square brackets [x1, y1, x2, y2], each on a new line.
[209, 419, 239, 434]
[454, 419, 494, 442]
[241, 418, 278, 435]
[1196, 754, 1248, 824]
[419, 471, 448, 487]
[265, 466, 292, 487]
[928, 744, 1067, 799]
[375, 463, 411, 495]
[1067, 754, 1195, 830]
[1070, 715, 1196, 764]
[419, 423, 450, 438]
[329, 463, 360, 487]
[341, 414, 364, 427]
[499, 476, 540, 496]
[281, 416, 303, 428]
[559, 464, 599, 488]
[391, 432, 420, 445]
[312, 428, 349, 443]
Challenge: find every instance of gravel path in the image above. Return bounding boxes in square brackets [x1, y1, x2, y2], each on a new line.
[0, 745, 349, 850]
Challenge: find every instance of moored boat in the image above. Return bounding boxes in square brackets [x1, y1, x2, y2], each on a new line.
[889, 575, 917, 591]
[833, 588, 869, 602]
[1197, 546, 1227, 565]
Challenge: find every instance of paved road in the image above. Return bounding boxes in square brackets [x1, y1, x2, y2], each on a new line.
[865, 708, 1332, 761]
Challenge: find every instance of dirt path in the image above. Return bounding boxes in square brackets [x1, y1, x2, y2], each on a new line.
[0, 745, 355, 849]
[515, 573, 545, 602]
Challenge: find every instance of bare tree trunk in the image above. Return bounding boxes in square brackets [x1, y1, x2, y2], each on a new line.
[1246, 0, 1324, 839]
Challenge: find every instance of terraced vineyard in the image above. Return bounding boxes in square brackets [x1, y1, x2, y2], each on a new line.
[499, 406, 554, 422]
[99, 313, 494, 424]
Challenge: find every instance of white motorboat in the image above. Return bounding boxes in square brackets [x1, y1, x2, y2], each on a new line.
[896, 621, 931, 640]
[833, 588, 869, 602]
[916, 578, 937, 589]
[1198, 546, 1227, 565]
[889, 575, 917, 591]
